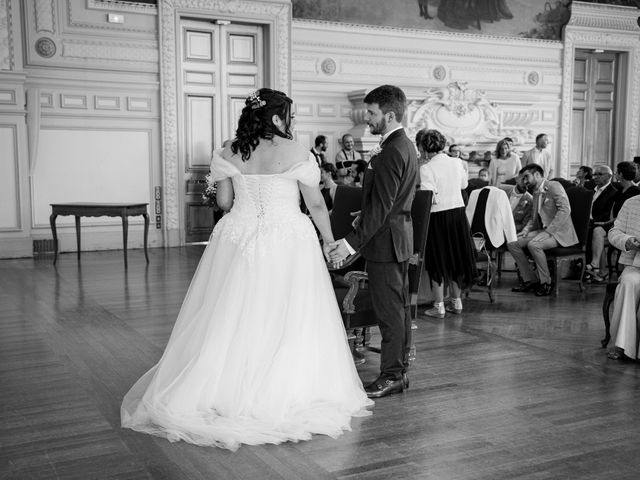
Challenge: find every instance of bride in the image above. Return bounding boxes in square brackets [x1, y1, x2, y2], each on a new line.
[121, 88, 373, 451]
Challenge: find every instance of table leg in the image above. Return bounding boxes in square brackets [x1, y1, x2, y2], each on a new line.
[122, 214, 128, 269]
[50, 213, 58, 265]
[75, 216, 81, 261]
[142, 213, 150, 264]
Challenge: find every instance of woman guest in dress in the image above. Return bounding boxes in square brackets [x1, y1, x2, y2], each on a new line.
[488, 138, 521, 186]
[419, 129, 476, 317]
[121, 88, 372, 451]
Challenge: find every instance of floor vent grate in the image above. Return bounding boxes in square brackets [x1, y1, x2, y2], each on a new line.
[33, 239, 55, 254]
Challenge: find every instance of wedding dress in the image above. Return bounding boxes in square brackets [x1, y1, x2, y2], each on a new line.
[121, 149, 373, 451]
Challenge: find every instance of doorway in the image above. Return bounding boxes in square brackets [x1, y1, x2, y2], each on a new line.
[570, 49, 624, 174]
[178, 18, 265, 243]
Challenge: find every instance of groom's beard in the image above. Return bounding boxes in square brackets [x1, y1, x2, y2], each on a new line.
[368, 117, 387, 136]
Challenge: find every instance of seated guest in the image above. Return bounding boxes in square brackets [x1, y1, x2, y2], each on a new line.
[605, 195, 640, 360]
[613, 161, 640, 218]
[335, 134, 362, 185]
[573, 165, 594, 190]
[500, 173, 533, 234]
[465, 168, 490, 200]
[585, 165, 618, 282]
[351, 160, 367, 188]
[310, 135, 327, 166]
[488, 138, 521, 186]
[634, 156, 640, 183]
[551, 177, 576, 191]
[508, 164, 578, 296]
[480, 151, 492, 168]
[320, 163, 338, 211]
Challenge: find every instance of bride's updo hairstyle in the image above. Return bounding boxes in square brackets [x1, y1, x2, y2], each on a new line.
[231, 88, 293, 161]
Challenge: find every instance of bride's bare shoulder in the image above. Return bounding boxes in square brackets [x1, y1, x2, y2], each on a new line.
[279, 139, 309, 163]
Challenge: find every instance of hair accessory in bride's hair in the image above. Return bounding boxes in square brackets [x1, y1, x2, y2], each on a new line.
[247, 91, 266, 110]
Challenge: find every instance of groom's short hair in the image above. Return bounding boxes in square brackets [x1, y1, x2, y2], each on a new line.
[364, 85, 406, 122]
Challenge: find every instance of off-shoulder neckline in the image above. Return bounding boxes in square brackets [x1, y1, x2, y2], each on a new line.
[212, 149, 312, 177]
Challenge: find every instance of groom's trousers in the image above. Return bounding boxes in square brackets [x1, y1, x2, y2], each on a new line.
[367, 259, 411, 380]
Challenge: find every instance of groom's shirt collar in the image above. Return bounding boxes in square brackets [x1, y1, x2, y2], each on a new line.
[380, 126, 403, 145]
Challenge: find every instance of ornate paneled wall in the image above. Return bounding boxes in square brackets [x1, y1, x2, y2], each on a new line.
[291, 18, 564, 169]
[0, 0, 161, 258]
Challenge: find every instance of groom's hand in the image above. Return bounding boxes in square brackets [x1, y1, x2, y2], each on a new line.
[328, 240, 350, 267]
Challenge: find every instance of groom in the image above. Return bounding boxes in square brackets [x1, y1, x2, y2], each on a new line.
[329, 85, 417, 398]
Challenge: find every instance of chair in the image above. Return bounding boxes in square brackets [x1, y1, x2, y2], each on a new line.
[331, 190, 433, 364]
[601, 280, 618, 348]
[544, 186, 594, 296]
[465, 186, 517, 303]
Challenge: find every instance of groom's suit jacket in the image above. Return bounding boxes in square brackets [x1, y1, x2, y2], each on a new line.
[345, 129, 418, 262]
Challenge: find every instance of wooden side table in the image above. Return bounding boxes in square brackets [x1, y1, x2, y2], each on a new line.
[50, 202, 150, 268]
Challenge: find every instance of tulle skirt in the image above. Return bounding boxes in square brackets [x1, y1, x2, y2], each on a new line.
[121, 214, 373, 451]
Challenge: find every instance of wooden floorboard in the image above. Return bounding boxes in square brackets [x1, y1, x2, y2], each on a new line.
[1, 247, 640, 479]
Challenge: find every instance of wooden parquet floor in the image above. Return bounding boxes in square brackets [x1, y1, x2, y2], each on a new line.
[2, 247, 640, 480]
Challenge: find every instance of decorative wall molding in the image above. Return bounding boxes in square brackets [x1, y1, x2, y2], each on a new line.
[560, 1, 640, 177]
[0, 89, 16, 104]
[87, 0, 158, 15]
[159, 0, 291, 241]
[35, 37, 56, 57]
[567, 2, 639, 32]
[294, 18, 561, 46]
[62, 39, 158, 63]
[60, 94, 88, 109]
[320, 58, 336, 75]
[127, 96, 151, 111]
[40, 92, 53, 107]
[95, 95, 120, 110]
[0, 124, 21, 231]
[35, 0, 55, 34]
[69, 1, 157, 34]
[0, 0, 13, 70]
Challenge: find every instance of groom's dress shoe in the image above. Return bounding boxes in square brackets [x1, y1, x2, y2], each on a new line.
[365, 377, 404, 398]
[511, 281, 539, 293]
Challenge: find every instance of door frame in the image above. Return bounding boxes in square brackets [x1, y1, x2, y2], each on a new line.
[560, 1, 640, 178]
[158, 0, 291, 247]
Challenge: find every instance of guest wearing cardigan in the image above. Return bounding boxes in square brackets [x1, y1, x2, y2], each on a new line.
[419, 129, 476, 318]
[488, 138, 521, 186]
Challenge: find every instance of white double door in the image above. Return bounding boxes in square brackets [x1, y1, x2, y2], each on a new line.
[178, 18, 264, 243]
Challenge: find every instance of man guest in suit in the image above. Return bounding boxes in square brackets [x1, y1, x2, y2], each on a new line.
[585, 165, 618, 282]
[508, 164, 578, 296]
[500, 172, 533, 234]
[310, 135, 327, 166]
[329, 85, 418, 398]
[522, 133, 553, 180]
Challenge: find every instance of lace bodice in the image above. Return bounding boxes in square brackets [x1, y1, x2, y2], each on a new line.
[208, 149, 321, 259]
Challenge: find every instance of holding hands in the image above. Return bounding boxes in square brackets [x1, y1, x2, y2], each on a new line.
[323, 240, 350, 268]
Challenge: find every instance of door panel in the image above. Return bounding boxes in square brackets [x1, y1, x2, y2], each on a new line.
[570, 50, 617, 176]
[179, 19, 264, 243]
